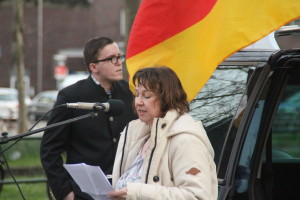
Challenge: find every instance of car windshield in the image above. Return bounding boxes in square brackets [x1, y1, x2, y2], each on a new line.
[0, 93, 17, 101]
[189, 65, 256, 166]
[36, 92, 57, 103]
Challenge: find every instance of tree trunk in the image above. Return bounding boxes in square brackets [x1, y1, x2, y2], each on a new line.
[124, 0, 141, 43]
[12, 0, 28, 133]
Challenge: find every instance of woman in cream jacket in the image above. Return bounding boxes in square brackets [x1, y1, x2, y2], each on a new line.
[108, 66, 218, 200]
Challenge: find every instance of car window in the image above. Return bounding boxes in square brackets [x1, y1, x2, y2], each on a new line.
[38, 96, 53, 104]
[33, 91, 58, 104]
[267, 75, 300, 199]
[190, 65, 256, 166]
[272, 82, 300, 159]
[38, 94, 57, 104]
[232, 67, 276, 197]
[0, 93, 17, 101]
[233, 95, 268, 195]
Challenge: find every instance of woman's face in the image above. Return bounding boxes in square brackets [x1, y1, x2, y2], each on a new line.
[135, 84, 161, 125]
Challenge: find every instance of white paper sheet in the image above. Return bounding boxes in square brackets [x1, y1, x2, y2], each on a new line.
[64, 163, 113, 200]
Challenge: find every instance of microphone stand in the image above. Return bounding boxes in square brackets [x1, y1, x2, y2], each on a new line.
[0, 111, 99, 144]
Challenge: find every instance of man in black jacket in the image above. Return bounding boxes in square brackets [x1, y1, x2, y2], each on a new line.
[40, 37, 137, 200]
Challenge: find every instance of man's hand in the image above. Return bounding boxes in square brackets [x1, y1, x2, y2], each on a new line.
[108, 187, 127, 199]
[63, 191, 75, 200]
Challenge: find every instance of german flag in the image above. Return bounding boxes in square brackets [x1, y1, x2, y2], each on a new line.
[126, 0, 300, 101]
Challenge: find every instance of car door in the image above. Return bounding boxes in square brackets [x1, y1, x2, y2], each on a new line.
[219, 49, 300, 200]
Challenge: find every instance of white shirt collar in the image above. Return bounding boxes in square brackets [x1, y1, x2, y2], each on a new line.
[91, 74, 100, 85]
[91, 74, 112, 96]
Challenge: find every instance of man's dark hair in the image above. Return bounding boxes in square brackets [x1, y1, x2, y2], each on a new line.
[83, 36, 114, 72]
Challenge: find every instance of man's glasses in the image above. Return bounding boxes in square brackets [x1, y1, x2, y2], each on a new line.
[93, 55, 125, 64]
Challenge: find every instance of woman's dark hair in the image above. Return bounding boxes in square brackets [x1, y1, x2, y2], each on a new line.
[133, 66, 189, 116]
[83, 36, 114, 72]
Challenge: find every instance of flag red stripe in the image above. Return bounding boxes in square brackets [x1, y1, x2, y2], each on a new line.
[127, 0, 217, 58]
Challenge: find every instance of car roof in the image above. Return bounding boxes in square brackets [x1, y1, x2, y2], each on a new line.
[57, 73, 89, 90]
[220, 49, 276, 66]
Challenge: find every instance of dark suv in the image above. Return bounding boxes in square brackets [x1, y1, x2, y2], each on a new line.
[190, 26, 300, 200]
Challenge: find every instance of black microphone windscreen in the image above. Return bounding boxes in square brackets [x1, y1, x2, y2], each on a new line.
[107, 99, 125, 115]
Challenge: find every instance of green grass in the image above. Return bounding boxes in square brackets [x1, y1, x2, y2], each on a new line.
[0, 137, 51, 199]
[1, 138, 42, 167]
[1, 179, 51, 200]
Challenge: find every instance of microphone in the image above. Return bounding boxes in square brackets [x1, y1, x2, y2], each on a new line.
[66, 99, 125, 115]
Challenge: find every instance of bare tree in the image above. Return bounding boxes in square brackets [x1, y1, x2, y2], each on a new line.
[12, 0, 28, 133]
[124, 0, 141, 43]
[189, 66, 253, 126]
[122, 0, 141, 80]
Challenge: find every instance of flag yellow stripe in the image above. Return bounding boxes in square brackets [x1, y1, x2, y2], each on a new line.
[127, 0, 300, 101]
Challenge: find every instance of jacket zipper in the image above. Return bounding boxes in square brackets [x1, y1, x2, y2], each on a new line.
[119, 124, 129, 176]
[145, 119, 159, 183]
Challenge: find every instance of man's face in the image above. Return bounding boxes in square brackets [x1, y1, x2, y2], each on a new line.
[90, 42, 123, 83]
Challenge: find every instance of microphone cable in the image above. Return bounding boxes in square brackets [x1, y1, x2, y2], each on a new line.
[0, 104, 66, 200]
[0, 145, 26, 199]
